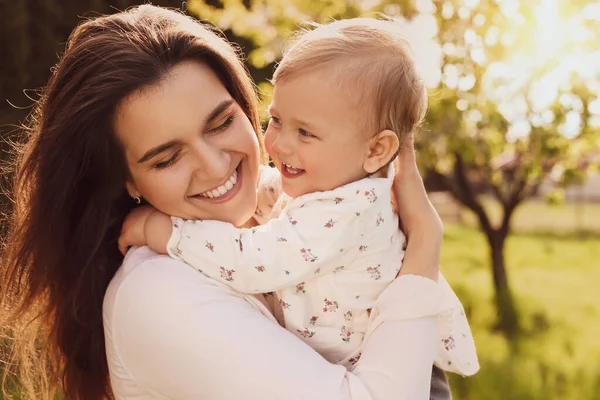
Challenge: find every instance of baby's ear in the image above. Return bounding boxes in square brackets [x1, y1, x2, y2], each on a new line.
[363, 129, 399, 174]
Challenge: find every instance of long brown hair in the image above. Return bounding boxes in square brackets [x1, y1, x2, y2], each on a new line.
[0, 5, 262, 399]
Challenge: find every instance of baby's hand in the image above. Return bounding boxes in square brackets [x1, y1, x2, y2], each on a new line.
[144, 210, 173, 255]
[118, 205, 156, 256]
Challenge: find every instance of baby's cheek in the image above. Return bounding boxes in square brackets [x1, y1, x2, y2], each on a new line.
[263, 130, 276, 159]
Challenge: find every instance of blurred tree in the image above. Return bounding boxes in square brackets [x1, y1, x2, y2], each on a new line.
[421, 0, 599, 336]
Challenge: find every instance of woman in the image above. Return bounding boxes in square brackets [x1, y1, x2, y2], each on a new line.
[0, 5, 450, 400]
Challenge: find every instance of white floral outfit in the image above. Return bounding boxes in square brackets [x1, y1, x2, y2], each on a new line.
[167, 165, 479, 375]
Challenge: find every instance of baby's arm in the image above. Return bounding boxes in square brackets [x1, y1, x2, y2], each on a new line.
[167, 194, 372, 294]
[118, 206, 162, 255]
[144, 210, 173, 254]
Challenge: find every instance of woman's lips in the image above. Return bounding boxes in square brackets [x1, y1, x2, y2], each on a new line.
[191, 163, 243, 204]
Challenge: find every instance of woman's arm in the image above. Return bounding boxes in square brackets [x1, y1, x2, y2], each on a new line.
[108, 251, 441, 400]
[393, 133, 443, 281]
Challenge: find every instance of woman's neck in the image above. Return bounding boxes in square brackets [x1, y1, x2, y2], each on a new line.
[238, 217, 258, 229]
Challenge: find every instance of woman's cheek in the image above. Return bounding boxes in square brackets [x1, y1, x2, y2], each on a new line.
[146, 168, 190, 207]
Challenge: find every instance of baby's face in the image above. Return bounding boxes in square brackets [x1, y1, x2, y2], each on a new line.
[265, 72, 372, 198]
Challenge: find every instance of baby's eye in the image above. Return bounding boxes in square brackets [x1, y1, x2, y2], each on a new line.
[299, 129, 315, 138]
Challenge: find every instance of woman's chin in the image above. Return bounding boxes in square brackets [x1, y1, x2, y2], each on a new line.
[228, 206, 258, 228]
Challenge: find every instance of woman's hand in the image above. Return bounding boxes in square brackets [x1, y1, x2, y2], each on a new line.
[393, 133, 443, 281]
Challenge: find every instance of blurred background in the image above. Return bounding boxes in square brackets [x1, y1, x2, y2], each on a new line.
[1, 0, 599, 399]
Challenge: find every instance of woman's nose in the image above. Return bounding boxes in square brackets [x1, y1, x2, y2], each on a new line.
[190, 142, 230, 179]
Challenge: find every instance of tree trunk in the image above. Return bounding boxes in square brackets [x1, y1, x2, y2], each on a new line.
[431, 158, 523, 337]
[487, 230, 520, 337]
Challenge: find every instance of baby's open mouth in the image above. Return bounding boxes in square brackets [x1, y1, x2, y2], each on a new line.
[282, 162, 304, 175]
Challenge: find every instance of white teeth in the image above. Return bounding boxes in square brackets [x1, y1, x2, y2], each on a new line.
[199, 169, 238, 198]
[283, 162, 303, 175]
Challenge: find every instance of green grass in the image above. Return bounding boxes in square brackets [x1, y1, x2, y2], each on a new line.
[442, 218, 600, 400]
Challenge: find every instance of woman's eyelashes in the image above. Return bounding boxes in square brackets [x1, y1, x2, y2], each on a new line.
[154, 149, 182, 170]
[209, 113, 236, 134]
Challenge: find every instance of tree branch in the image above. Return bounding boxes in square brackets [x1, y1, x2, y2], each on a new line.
[451, 152, 495, 236]
[499, 172, 529, 236]
[489, 179, 506, 207]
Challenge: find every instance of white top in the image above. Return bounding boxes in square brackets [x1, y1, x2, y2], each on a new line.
[104, 246, 451, 399]
[167, 164, 404, 367]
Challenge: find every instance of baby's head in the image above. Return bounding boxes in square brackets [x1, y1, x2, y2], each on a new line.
[265, 17, 428, 198]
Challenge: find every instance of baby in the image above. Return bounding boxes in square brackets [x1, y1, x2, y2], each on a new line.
[128, 17, 478, 374]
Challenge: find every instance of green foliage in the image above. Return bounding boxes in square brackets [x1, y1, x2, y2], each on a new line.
[423, 0, 599, 207]
[545, 189, 565, 206]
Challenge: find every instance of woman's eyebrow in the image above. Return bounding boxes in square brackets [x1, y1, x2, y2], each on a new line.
[204, 99, 235, 127]
[137, 140, 179, 164]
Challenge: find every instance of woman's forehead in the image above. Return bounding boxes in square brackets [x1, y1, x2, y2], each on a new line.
[115, 61, 232, 155]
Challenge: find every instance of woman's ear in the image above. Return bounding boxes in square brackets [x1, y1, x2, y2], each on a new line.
[125, 181, 141, 200]
[363, 129, 400, 174]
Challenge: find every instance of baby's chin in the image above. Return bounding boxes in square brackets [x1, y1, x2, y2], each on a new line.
[280, 185, 310, 200]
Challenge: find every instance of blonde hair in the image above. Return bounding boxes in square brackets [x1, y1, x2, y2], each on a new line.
[273, 17, 428, 146]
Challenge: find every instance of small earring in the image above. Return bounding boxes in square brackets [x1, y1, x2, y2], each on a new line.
[132, 195, 141, 204]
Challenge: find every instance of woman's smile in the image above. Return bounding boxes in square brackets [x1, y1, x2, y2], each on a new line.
[190, 162, 244, 204]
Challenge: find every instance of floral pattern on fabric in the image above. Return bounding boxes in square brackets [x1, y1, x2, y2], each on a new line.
[166, 165, 478, 373]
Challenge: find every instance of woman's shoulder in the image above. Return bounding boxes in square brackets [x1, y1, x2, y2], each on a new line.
[104, 246, 272, 320]
[108, 245, 193, 287]
[103, 246, 277, 397]
[104, 246, 199, 315]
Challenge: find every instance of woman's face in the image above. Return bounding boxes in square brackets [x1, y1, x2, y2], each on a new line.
[115, 61, 261, 227]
